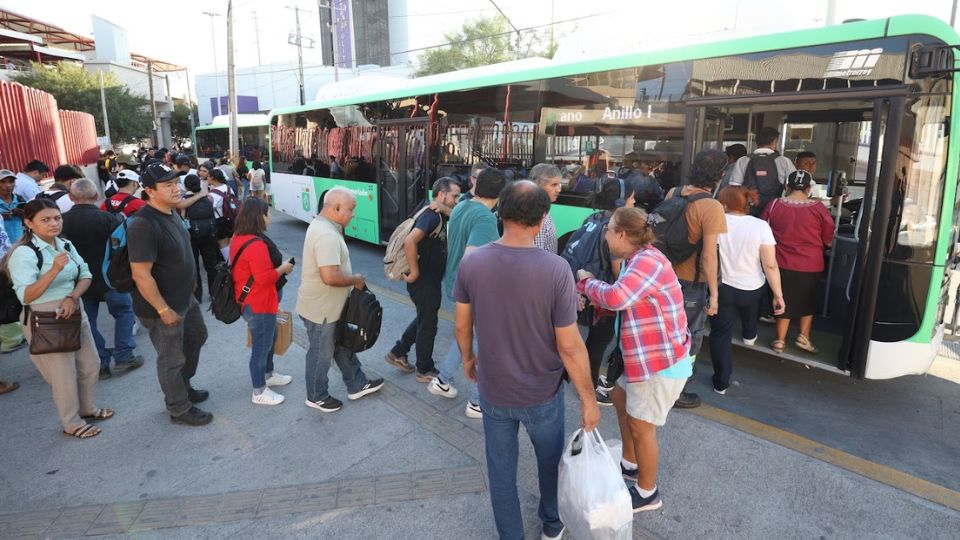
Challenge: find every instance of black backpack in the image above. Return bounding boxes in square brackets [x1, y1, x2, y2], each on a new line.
[649, 190, 712, 266]
[561, 211, 613, 282]
[35, 190, 68, 202]
[742, 152, 784, 199]
[336, 288, 383, 353]
[1, 243, 64, 324]
[209, 237, 260, 324]
[185, 198, 217, 239]
[104, 218, 138, 293]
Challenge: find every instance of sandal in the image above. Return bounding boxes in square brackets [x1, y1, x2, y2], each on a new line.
[771, 339, 785, 353]
[64, 424, 102, 439]
[0, 381, 19, 395]
[80, 408, 114, 421]
[795, 334, 820, 354]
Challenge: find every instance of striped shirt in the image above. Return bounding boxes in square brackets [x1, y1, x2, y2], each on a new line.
[578, 246, 689, 382]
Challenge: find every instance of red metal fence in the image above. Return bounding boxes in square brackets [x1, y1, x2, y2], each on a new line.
[0, 79, 98, 173]
[59, 110, 99, 166]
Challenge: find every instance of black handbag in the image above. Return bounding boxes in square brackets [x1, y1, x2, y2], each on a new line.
[28, 309, 82, 354]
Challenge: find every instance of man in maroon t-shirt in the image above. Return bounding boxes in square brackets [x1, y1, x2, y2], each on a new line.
[453, 180, 599, 540]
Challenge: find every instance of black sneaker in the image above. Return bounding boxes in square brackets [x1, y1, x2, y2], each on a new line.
[305, 396, 343, 413]
[628, 486, 663, 513]
[347, 378, 385, 400]
[621, 463, 639, 482]
[112, 356, 145, 374]
[98, 367, 112, 380]
[595, 389, 613, 407]
[187, 387, 210, 404]
[673, 391, 701, 409]
[598, 374, 616, 392]
[170, 406, 213, 426]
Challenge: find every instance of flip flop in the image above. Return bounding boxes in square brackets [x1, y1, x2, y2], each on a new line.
[80, 408, 114, 421]
[63, 424, 102, 439]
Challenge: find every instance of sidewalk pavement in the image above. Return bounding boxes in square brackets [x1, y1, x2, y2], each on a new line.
[0, 287, 957, 539]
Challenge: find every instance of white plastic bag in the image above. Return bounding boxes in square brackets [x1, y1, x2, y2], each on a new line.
[558, 429, 633, 540]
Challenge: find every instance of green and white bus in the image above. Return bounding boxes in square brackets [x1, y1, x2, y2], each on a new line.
[194, 114, 270, 163]
[269, 15, 960, 380]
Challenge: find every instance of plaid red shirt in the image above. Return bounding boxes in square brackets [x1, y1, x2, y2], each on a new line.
[578, 246, 689, 382]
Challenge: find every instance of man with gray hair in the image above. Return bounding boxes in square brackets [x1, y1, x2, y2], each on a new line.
[298, 187, 384, 413]
[61, 178, 143, 379]
[528, 163, 563, 253]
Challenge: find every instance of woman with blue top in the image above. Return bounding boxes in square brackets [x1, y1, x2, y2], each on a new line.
[4, 199, 112, 439]
[577, 207, 691, 514]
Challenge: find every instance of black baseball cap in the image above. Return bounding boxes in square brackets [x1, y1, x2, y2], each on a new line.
[140, 163, 181, 188]
[175, 153, 192, 166]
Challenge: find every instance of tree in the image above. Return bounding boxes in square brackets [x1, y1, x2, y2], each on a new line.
[170, 101, 199, 147]
[13, 62, 152, 143]
[415, 16, 556, 77]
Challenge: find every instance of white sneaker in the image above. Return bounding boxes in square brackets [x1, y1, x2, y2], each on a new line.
[465, 401, 483, 419]
[742, 336, 757, 346]
[252, 387, 285, 406]
[265, 372, 293, 386]
[428, 377, 459, 398]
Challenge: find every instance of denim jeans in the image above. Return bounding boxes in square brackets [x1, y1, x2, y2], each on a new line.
[240, 179, 250, 200]
[480, 390, 565, 540]
[82, 289, 137, 369]
[679, 279, 708, 391]
[302, 317, 369, 402]
[138, 298, 208, 416]
[708, 284, 762, 391]
[242, 305, 276, 389]
[391, 280, 442, 374]
[440, 339, 479, 404]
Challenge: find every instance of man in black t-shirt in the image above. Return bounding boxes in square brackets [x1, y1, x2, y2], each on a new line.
[128, 163, 213, 426]
[384, 178, 461, 381]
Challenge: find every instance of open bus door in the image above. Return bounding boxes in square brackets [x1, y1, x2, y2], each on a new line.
[375, 119, 430, 243]
[683, 92, 906, 377]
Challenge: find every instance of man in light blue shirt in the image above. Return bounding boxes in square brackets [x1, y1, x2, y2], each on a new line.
[13, 160, 48, 201]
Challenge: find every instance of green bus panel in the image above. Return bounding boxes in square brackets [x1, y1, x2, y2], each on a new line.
[308, 177, 380, 244]
[550, 204, 595, 239]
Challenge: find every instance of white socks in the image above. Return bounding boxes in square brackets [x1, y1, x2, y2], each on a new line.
[637, 484, 657, 498]
[621, 458, 638, 471]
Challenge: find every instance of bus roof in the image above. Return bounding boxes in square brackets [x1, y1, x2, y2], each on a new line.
[198, 114, 270, 129]
[270, 15, 958, 119]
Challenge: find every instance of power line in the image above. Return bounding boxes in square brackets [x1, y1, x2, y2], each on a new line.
[195, 12, 606, 78]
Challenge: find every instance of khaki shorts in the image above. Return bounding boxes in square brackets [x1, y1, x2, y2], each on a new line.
[619, 373, 686, 426]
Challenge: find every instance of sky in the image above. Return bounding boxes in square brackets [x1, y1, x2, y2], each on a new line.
[1, 0, 958, 100]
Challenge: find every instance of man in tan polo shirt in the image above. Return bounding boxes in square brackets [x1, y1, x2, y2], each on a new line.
[297, 187, 384, 412]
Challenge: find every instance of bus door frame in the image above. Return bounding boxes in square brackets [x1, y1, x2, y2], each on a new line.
[682, 87, 908, 377]
[375, 118, 430, 242]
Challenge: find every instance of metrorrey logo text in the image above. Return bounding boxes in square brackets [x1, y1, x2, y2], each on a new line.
[824, 48, 883, 78]
[301, 187, 311, 212]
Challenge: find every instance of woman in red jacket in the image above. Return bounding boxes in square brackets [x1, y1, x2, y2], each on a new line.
[761, 171, 835, 354]
[230, 198, 295, 405]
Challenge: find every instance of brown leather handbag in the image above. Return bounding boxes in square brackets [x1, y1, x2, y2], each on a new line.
[28, 309, 82, 355]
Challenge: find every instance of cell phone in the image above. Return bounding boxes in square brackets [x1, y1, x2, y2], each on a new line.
[288, 257, 296, 266]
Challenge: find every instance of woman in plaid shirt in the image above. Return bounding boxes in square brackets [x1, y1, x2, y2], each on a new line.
[576, 206, 691, 513]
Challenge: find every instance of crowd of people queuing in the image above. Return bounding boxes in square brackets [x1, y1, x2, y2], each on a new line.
[0, 126, 838, 538]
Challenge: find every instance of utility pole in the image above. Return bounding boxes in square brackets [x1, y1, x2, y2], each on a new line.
[202, 11, 223, 117]
[286, 5, 315, 104]
[97, 70, 111, 147]
[252, 11, 263, 65]
[227, 0, 239, 158]
[952, 0, 958, 27]
[184, 66, 197, 149]
[317, 1, 339, 81]
[826, 0, 837, 26]
[147, 61, 160, 147]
